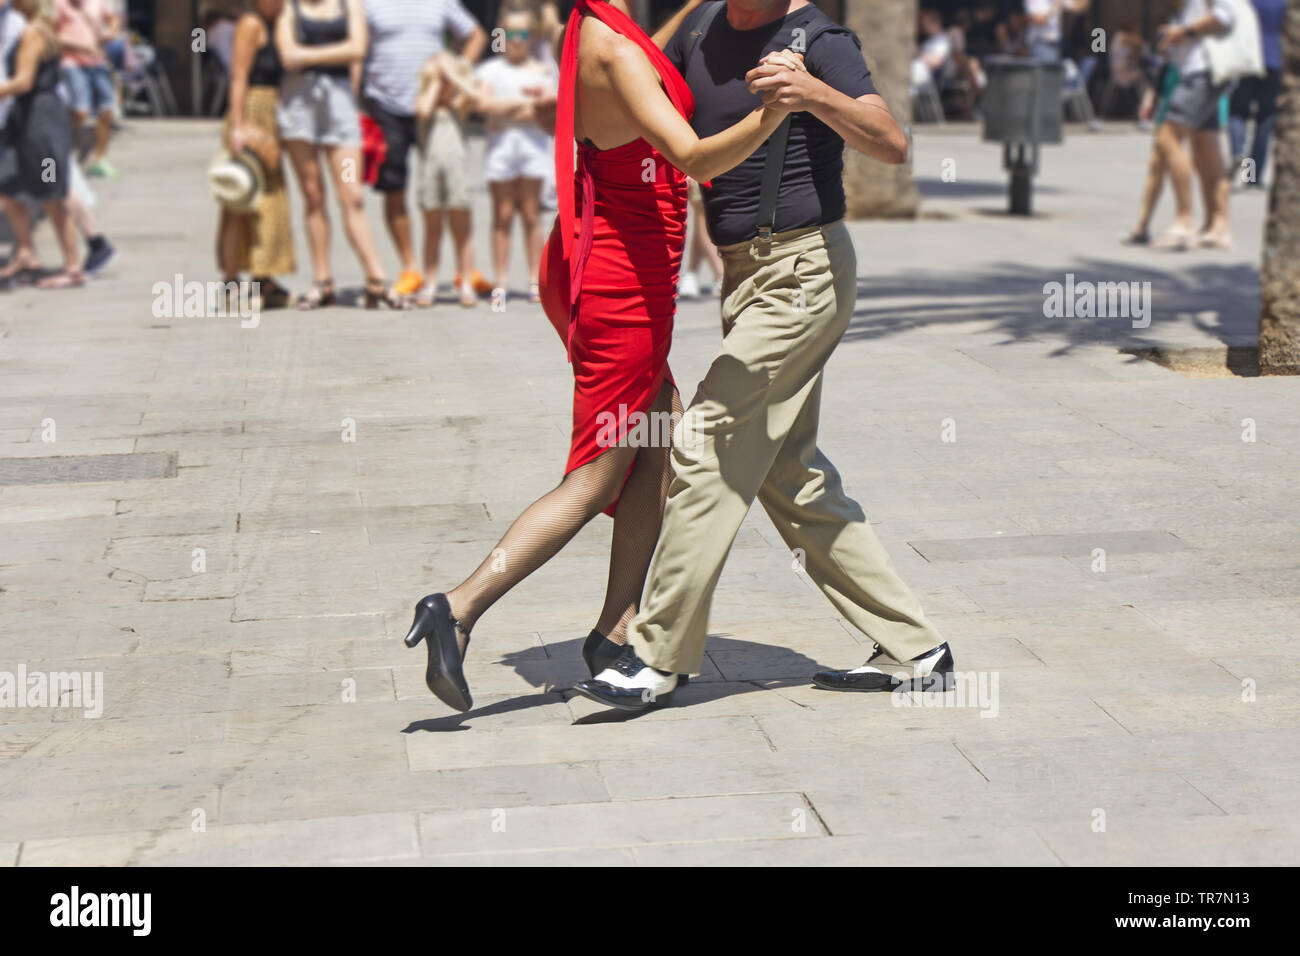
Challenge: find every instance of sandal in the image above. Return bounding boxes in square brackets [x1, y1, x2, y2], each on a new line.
[1119, 230, 1150, 246]
[298, 279, 336, 311]
[1198, 231, 1233, 251]
[458, 281, 478, 308]
[256, 278, 292, 310]
[1151, 226, 1195, 251]
[0, 254, 41, 286]
[36, 270, 86, 290]
[529, 282, 541, 304]
[414, 283, 437, 308]
[364, 277, 408, 310]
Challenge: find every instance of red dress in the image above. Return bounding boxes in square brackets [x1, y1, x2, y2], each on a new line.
[539, 0, 694, 514]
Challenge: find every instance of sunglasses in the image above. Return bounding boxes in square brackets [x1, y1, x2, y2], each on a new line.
[505, 29, 532, 40]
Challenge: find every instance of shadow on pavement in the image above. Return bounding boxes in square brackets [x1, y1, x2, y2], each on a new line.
[848, 258, 1260, 355]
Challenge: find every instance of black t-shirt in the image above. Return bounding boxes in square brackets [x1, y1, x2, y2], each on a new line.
[665, 2, 877, 246]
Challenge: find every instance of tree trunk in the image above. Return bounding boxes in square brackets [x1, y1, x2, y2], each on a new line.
[1259, 2, 1300, 375]
[840, 0, 921, 219]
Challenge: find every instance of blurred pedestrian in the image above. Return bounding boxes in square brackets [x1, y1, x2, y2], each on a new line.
[1229, 0, 1284, 190]
[411, 50, 478, 307]
[362, 0, 486, 303]
[55, 0, 118, 177]
[277, 0, 400, 308]
[218, 0, 294, 309]
[0, 0, 83, 287]
[1156, 0, 1238, 250]
[474, 3, 557, 303]
[1024, 0, 1089, 63]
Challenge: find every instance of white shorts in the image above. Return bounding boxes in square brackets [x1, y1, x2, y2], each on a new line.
[483, 125, 551, 183]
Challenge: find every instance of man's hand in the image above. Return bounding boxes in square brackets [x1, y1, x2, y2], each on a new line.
[746, 50, 817, 112]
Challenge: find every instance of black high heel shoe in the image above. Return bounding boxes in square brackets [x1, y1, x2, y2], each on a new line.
[403, 593, 472, 712]
[580, 629, 688, 685]
[365, 277, 407, 310]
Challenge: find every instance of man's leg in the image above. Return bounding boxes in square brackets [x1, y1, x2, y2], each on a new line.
[372, 107, 421, 291]
[757, 380, 942, 665]
[385, 190, 417, 274]
[751, 224, 941, 665]
[625, 225, 864, 678]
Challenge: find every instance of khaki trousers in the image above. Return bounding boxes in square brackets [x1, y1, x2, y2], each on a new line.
[626, 221, 943, 675]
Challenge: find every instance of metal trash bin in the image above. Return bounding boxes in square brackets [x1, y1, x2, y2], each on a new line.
[982, 57, 1064, 215]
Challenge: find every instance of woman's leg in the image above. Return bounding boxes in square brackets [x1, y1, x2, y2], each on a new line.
[1190, 129, 1230, 239]
[489, 180, 517, 291]
[1154, 121, 1196, 233]
[444, 442, 640, 650]
[218, 209, 245, 283]
[284, 140, 332, 283]
[43, 199, 81, 275]
[516, 177, 544, 287]
[1133, 139, 1167, 236]
[595, 381, 682, 643]
[324, 144, 388, 280]
[0, 196, 39, 277]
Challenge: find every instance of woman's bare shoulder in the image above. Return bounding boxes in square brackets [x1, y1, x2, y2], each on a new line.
[234, 12, 268, 43]
[579, 15, 649, 71]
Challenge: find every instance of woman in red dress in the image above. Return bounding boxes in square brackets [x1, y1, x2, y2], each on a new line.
[402, 0, 796, 713]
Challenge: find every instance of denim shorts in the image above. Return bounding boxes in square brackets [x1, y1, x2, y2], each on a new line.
[1166, 72, 1230, 132]
[63, 64, 115, 115]
[277, 71, 361, 147]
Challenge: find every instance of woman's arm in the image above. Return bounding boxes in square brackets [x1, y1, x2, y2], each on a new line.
[0, 29, 41, 98]
[600, 37, 790, 184]
[651, 0, 707, 50]
[276, 0, 369, 71]
[224, 15, 261, 152]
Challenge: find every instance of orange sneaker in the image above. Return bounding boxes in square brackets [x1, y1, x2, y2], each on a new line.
[393, 269, 423, 298]
[456, 270, 495, 296]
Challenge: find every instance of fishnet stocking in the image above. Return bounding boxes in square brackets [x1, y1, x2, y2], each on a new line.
[446, 382, 680, 654]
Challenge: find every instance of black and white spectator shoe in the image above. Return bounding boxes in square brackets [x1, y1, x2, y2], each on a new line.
[571, 645, 678, 711]
[813, 642, 955, 693]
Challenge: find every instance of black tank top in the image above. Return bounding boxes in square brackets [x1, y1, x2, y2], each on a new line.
[248, 14, 283, 87]
[292, 0, 350, 78]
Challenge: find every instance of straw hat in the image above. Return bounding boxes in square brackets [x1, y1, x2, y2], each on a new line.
[207, 148, 268, 213]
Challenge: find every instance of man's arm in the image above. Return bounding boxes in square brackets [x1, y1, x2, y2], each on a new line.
[449, 1, 487, 64]
[746, 56, 908, 165]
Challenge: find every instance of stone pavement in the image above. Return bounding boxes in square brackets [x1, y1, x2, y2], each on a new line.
[0, 119, 1296, 866]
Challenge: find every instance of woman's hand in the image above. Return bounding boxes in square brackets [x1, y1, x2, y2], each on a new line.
[747, 49, 817, 113]
[228, 123, 250, 155]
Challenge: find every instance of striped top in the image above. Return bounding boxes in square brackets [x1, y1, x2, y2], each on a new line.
[363, 0, 479, 117]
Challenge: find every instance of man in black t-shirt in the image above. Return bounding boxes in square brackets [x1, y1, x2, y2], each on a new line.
[573, 0, 955, 712]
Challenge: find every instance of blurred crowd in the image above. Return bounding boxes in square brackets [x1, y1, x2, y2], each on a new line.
[0, 0, 130, 289]
[913, 0, 1285, 253]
